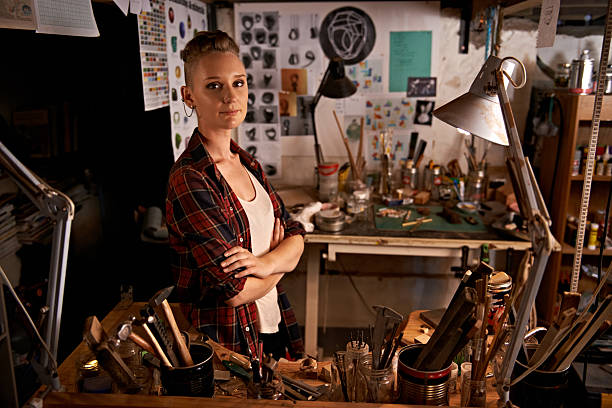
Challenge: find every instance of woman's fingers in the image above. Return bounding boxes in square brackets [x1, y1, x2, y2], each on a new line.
[223, 246, 245, 258]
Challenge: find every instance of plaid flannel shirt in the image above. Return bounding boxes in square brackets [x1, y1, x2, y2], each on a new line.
[166, 128, 305, 358]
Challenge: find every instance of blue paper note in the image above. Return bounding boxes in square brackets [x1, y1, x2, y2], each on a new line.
[389, 31, 432, 93]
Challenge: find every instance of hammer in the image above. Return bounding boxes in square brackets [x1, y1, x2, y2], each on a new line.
[130, 315, 172, 368]
[150, 286, 194, 366]
[116, 317, 158, 358]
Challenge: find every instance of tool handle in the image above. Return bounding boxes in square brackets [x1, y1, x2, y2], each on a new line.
[129, 332, 157, 358]
[162, 300, 194, 366]
[142, 323, 172, 367]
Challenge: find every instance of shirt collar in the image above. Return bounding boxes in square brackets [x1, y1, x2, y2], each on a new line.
[187, 128, 261, 182]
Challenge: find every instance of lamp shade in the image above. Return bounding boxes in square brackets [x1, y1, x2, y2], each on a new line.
[319, 58, 357, 99]
[433, 55, 510, 146]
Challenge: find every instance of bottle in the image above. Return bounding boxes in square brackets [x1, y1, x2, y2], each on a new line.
[588, 222, 599, 250]
[605, 146, 612, 176]
[596, 155, 605, 176]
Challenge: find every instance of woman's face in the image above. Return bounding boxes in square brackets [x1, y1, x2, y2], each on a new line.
[182, 52, 248, 132]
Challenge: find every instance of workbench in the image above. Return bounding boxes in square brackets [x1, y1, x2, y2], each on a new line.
[301, 209, 531, 356]
[41, 302, 501, 407]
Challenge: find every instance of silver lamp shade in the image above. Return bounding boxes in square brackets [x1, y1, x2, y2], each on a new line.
[433, 55, 511, 146]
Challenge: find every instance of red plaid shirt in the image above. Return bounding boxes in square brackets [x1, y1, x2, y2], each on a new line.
[166, 128, 305, 358]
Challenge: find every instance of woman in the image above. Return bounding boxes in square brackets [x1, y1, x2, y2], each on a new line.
[166, 30, 305, 360]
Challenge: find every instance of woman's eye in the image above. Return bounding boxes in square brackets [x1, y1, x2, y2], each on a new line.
[234, 80, 245, 87]
[206, 82, 221, 89]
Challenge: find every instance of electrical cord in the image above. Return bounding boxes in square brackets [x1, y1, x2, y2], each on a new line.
[336, 258, 376, 317]
[0, 264, 58, 372]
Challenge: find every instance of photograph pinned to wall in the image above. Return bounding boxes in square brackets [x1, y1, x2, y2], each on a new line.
[346, 58, 383, 93]
[258, 90, 276, 105]
[258, 70, 278, 89]
[414, 100, 435, 126]
[281, 68, 308, 95]
[406, 77, 436, 97]
[165, 0, 207, 160]
[279, 91, 297, 116]
[259, 105, 279, 124]
[281, 96, 313, 136]
[365, 98, 415, 131]
[319, 6, 376, 65]
[343, 115, 363, 142]
[242, 136, 282, 178]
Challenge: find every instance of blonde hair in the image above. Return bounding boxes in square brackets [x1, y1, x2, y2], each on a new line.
[181, 30, 240, 86]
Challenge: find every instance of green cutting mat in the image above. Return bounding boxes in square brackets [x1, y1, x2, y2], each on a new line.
[374, 204, 487, 233]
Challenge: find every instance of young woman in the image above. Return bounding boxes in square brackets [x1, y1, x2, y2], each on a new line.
[166, 30, 305, 360]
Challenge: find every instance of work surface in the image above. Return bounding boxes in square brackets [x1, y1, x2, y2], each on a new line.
[42, 302, 500, 408]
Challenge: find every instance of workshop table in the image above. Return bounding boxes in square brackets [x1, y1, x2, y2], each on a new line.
[302, 209, 531, 356]
[41, 301, 501, 407]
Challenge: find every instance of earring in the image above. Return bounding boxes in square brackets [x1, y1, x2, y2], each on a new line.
[183, 101, 195, 117]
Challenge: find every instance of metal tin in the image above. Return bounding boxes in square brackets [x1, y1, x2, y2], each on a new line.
[398, 344, 450, 406]
[569, 50, 595, 94]
[315, 210, 345, 232]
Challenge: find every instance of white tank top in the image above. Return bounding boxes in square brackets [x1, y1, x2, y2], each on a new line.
[237, 167, 281, 333]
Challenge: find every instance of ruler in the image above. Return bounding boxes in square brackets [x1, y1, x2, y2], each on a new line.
[571, 0, 612, 292]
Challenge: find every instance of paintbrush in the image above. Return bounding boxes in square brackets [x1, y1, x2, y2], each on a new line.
[408, 132, 419, 160]
[414, 140, 428, 168]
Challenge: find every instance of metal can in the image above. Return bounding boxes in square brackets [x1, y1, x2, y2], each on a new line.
[487, 271, 512, 330]
[569, 50, 595, 94]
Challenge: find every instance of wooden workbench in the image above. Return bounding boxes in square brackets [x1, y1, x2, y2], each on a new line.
[42, 302, 500, 407]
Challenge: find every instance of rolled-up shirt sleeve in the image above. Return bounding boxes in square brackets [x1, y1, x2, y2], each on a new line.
[167, 169, 246, 300]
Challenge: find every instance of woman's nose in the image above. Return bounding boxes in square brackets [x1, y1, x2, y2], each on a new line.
[222, 87, 237, 104]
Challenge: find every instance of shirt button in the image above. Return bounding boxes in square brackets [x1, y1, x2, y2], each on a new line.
[229, 207, 233, 211]
[239, 238, 244, 242]
[245, 326, 250, 332]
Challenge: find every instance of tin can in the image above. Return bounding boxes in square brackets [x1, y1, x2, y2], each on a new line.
[569, 50, 595, 95]
[487, 271, 512, 330]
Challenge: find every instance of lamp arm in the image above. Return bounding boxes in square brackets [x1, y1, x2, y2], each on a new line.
[493, 68, 559, 402]
[310, 62, 333, 170]
[0, 140, 74, 390]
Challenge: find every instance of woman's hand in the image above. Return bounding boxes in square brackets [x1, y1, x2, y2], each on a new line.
[221, 247, 274, 278]
[270, 218, 284, 250]
[222, 218, 285, 279]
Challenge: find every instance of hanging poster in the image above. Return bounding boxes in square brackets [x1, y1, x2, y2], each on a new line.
[389, 31, 432, 93]
[365, 97, 415, 131]
[166, 0, 207, 160]
[137, 0, 168, 111]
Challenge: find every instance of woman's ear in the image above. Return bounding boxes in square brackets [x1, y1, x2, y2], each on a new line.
[181, 86, 195, 108]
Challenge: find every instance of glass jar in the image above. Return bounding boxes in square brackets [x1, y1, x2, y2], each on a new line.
[460, 378, 486, 407]
[345, 341, 369, 401]
[466, 169, 486, 204]
[554, 63, 571, 87]
[356, 353, 396, 403]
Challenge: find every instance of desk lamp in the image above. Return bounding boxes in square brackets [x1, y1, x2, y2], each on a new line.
[0, 141, 74, 392]
[311, 57, 357, 170]
[433, 55, 560, 404]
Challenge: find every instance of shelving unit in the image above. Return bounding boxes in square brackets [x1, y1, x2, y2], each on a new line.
[537, 92, 612, 324]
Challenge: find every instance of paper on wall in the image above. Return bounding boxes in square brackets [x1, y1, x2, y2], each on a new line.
[137, 0, 168, 111]
[130, 0, 142, 14]
[346, 58, 383, 94]
[34, 0, 99, 37]
[536, 0, 560, 48]
[388, 31, 431, 93]
[113, 0, 129, 16]
[0, 0, 36, 30]
[166, 0, 207, 160]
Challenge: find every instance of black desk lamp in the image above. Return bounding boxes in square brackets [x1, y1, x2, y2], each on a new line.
[311, 57, 357, 170]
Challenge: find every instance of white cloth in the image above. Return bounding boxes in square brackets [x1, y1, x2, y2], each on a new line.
[237, 168, 281, 333]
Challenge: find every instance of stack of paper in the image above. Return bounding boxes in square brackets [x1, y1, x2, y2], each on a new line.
[15, 201, 53, 245]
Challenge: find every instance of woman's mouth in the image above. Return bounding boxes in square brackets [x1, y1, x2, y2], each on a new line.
[221, 110, 240, 116]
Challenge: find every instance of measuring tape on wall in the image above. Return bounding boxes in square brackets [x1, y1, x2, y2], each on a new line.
[571, 0, 612, 292]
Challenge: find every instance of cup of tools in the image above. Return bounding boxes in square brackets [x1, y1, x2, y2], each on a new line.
[160, 342, 214, 397]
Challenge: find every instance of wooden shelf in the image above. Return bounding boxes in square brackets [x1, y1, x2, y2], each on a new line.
[562, 242, 612, 256]
[570, 175, 612, 182]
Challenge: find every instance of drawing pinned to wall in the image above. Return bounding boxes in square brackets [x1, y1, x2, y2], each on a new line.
[414, 100, 435, 126]
[367, 128, 407, 163]
[319, 6, 376, 65]
[347, 58, 383, 93]
[343, 115, 363, 142]
[242, 135, 282, 177]
[281, 68, 308, 95]
[279, 91, 297, 116]
[406, 77, 437, 97]
[365, 98, 415, 131]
